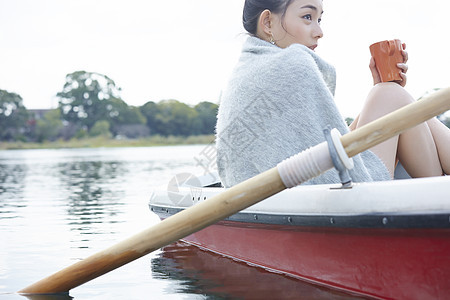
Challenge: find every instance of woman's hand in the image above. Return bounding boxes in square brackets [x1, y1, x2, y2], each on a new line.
[369, 43, 409, 87]
[369, 57, 382, 85]
[396, 43, 408, 87]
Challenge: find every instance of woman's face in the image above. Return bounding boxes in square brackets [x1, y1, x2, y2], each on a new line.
[271, 0, 323, 50]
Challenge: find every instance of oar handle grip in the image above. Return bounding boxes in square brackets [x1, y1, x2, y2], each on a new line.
[277, 141, 332, 188]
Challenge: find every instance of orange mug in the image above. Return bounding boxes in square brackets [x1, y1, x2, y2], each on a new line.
[369, 39, 403, 82]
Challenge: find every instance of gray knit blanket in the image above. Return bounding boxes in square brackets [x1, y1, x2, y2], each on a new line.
[216, 36, 390, 187]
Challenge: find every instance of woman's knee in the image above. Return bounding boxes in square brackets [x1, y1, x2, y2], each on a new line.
[364, 83, 414, 116]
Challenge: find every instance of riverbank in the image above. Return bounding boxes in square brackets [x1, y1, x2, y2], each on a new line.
[0, 134, 215, 150]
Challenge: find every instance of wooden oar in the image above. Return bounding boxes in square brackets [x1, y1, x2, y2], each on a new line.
[19, 87, 450, 295]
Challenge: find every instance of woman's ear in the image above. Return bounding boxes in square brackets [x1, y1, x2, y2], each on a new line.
[256, 9, 273, 38]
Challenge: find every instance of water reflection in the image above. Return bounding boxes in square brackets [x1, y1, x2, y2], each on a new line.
[0, 146, 220, 298]
[22, 293, 73, 300]
[152, 242, 366, 299]
[57, 160, 125, 220]
[0, 163, 27, 220]
[52, 159, 135, 255]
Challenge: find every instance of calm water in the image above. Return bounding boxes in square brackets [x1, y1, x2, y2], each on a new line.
[0, 146, 365, 299]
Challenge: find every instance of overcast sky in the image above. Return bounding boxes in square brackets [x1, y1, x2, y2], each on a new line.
[1, 0, 449, 118]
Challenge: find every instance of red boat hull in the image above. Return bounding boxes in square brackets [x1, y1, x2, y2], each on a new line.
[183, 221, 450, 300]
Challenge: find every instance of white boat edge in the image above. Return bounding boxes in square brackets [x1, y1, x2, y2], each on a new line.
[149, 175, 450, 216]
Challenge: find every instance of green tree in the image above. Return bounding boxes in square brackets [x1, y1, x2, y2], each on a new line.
[57, 71, 123, 131]
[108, 98, 146, 126]
[141, 100, 218, 136]
[154, 100, 198, 136]
[140, 101, 162, 134]
[35, 109, 64, 142]
[0, 89, 29, 140]
[74, 128, 88, 139]
[89, 120, 111, 137]
[193, 102, 218, 134]
[345, 117, 354, 127]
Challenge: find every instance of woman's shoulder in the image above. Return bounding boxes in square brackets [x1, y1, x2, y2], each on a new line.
[233, 37, 336, 94]
[272, 45, 326, 80]
[243, 36, 315, 65]
[284, 43, 315, 57]
[274, 43, 316, 66]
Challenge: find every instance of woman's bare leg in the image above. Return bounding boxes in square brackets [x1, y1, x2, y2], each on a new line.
[426, 117, 450, 174]
[354, 82, 444, 178]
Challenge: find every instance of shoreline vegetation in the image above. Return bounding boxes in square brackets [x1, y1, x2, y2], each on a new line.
[1, 71, 220, 146]
[0, 134, 215, 150]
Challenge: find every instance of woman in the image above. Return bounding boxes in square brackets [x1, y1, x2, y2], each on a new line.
[216, 0, 450, 187]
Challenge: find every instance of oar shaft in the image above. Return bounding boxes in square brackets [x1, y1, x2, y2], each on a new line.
[19, 87, 450, 294]
[20, 168, 286, 294]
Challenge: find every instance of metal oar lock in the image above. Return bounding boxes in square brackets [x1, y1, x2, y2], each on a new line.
[324, 126, 354, 188]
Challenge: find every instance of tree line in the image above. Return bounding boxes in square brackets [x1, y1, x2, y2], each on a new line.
[1, 72, 449, 143]
[0, 71, 218, 142]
